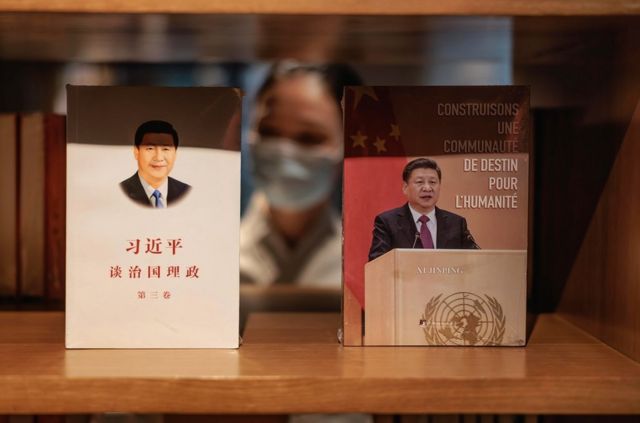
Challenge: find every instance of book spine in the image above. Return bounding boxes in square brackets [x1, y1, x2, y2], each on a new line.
[19, 113, 45, 298]
[0, 114, 17, 298]
[44, 115, 66, 302]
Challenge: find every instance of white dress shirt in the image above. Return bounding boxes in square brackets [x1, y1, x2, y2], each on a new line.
[137, 173, 168, 208]
[239, 192, 342, 287]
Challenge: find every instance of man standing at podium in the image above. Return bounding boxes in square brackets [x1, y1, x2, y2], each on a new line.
[368, 157, 478, 261]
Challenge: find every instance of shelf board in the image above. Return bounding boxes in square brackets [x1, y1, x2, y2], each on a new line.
[0, 14, 637, 64]
[0, 0, 639, 16]
[0, 311, 639, 414]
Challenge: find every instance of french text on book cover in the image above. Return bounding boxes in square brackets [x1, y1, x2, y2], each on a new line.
[343, 86, 530, 346]
[66, 86, 241, 348]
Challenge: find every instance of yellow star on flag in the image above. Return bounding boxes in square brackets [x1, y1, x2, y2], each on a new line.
[374, 137, 387, 153]
[349, 87, 379, 111]
[350, 131, 368, 149]
[389, 124, 401, 141]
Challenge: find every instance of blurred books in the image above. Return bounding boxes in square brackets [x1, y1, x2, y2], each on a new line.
[0, 113, 65, 304]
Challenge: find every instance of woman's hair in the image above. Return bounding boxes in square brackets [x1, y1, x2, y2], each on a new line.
[256, 62, 362, 107]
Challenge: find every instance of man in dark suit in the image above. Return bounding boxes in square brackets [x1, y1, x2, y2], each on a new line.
[368, 157, 478, 261]
[120, 120, 191, 208]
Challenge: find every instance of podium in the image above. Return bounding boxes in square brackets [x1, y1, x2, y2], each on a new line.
[364, 249, 527, 346]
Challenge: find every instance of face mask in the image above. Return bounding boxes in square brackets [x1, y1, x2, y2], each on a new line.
[251, 137, 341, 211]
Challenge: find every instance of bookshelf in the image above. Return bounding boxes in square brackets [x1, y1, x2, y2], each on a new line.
[0, 0, 639, 416]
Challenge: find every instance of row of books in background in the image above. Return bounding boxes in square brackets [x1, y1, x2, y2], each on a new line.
[0, 113, 65, 304]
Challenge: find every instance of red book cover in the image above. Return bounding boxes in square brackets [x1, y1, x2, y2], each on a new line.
[342, 86, 530, 346]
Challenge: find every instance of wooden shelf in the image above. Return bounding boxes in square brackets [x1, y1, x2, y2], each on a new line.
[0, 311, 638, 414]
[0, 0, 639, 16]
[0, 13, 637, 65]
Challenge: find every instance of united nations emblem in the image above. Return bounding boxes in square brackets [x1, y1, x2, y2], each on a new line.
[419, 292, 506, 346]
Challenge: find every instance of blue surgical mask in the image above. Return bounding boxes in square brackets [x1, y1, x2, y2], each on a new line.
[251, 137, 341, 211]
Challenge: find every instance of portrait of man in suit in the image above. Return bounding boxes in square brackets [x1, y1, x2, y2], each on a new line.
[368, 157, 478, 261]
[120, 120, 191, 208]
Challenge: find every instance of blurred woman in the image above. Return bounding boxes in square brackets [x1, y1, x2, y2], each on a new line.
[240, 64, 360, 287]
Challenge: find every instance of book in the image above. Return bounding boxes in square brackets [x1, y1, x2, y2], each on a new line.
[44, 114, 66, 301]
[342, 86, 530, 346]
[66, 86, 241, 348]
[0, 114, 17, 297]
[19, 113, 46, 298]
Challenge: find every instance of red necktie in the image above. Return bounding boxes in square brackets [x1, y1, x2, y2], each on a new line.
[418, 215, 434, 249]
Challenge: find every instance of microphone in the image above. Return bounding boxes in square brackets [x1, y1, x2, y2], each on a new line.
[412, 231, 420, 248]
[466, 232, 480, 249]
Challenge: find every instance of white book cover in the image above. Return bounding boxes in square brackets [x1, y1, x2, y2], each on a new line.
[66, 86, 241, 348]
